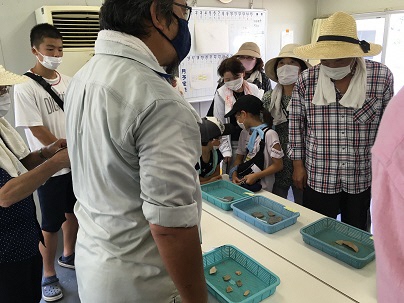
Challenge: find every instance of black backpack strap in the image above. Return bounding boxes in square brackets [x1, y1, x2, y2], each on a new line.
[237, 126, 272, 176]
[24, 72, 64, 111]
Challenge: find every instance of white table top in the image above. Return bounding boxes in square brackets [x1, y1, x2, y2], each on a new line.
[201, 211, 356, 303]
[201, 189, 376, 303]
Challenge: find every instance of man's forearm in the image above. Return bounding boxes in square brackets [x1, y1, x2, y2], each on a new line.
[150, 224, 208, 303]
[29, 125, 58, 146]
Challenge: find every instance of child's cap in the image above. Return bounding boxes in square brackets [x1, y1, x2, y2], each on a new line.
[224, 95, 263, 118]
[199, 117, 233, 144]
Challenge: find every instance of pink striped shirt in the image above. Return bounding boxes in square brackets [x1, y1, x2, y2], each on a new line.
[372, 86, 404, 303]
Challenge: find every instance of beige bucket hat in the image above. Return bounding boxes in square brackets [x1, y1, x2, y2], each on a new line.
[294, 12, 382, 60]
[265, 44, 312, 82]
[0, 65, 28, 86]
[234, 42, 261, 58]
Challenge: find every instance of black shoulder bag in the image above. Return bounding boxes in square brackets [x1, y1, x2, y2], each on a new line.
[24, 72, 64, 111]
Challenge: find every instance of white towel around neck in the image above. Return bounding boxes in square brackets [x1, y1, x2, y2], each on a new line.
[268, 84, 288, 126]
[312, 57, 367, 109]
[0, 117, 30, 177]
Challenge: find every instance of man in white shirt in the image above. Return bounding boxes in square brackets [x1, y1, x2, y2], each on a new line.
[65, 1, 207, 302]
[14, 23, 78, 302]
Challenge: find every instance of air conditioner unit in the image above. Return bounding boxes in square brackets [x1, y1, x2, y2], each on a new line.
[35, 6, 100, 76]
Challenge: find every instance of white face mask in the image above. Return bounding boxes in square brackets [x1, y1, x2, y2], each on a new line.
[237, 121, 246, 130]
[240, 59, 256, 72]
[213, 145, 220, 150]
[277, 65, 300, 85]
[224, 77, 243, 91]
[321, 62, 352, 80]
[0, 93, 11, 117]
[35, 49, 62, 70]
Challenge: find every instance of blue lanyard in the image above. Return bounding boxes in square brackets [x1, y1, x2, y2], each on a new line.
[247, 123, 268, 153]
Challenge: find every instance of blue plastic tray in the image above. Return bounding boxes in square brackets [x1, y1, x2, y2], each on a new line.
[201, 180, 253, 211]
[231, 196, 300, 234]
[300, 217, 375, 269]
[203, 245, 280, 303]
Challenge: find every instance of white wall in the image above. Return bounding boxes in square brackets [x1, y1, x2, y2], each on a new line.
[0, 0, 317, 74]
[317, 0, 404, 17]
[197, 0, 317, 61]
[0, 0, 317, 118]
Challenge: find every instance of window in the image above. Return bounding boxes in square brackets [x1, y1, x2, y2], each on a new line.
[354, 11, 404, 94]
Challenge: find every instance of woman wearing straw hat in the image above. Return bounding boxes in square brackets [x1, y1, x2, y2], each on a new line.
[233, 42, 272, 93]
[289, 12, 394, 231]
[207, 42, 270, 116]
[0, 66, 70, 303]
[262, 44, 311, 203]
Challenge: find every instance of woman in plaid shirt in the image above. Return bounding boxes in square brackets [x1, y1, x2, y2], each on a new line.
[288, 12, 394, 231]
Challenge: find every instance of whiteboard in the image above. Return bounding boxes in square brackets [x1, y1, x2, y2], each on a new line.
[179, 7, 267, 103]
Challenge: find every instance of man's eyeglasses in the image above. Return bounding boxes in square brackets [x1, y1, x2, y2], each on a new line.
[173, 2, 192, 21]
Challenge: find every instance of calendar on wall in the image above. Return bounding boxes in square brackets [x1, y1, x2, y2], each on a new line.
[179, 7, 267, 104]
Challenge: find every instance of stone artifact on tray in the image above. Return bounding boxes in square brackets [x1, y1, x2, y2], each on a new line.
[251, 211, 265, 218]
[219, 196, 234, 202]
[267, 216, 283, 225]
[335, 240, 359, 252]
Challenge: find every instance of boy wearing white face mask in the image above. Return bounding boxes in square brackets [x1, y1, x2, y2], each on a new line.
[13, 23, 77, 302]
[262, 44, 311, 203]
[289, 12, 394, 231]
[213, 57, 264, 174]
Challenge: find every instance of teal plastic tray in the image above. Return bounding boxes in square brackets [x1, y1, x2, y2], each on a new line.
[231, 196, 300, 234]
[203, 245, 280, 303]
[300, 217, 375, 268]
[201, 180, 253, 211]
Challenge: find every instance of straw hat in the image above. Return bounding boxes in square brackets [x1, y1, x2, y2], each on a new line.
[234, 42, 261, 58]
[0, 65, 28, 86]
[264, 44, 312, 83]
[294, 12, 382, 59]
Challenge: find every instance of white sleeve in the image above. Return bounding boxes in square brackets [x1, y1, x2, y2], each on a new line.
[236, 130, 248, 155]
[266, 130, 284, 159]
[13, 82, 43, 128]
[213, 91, 232, 158]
